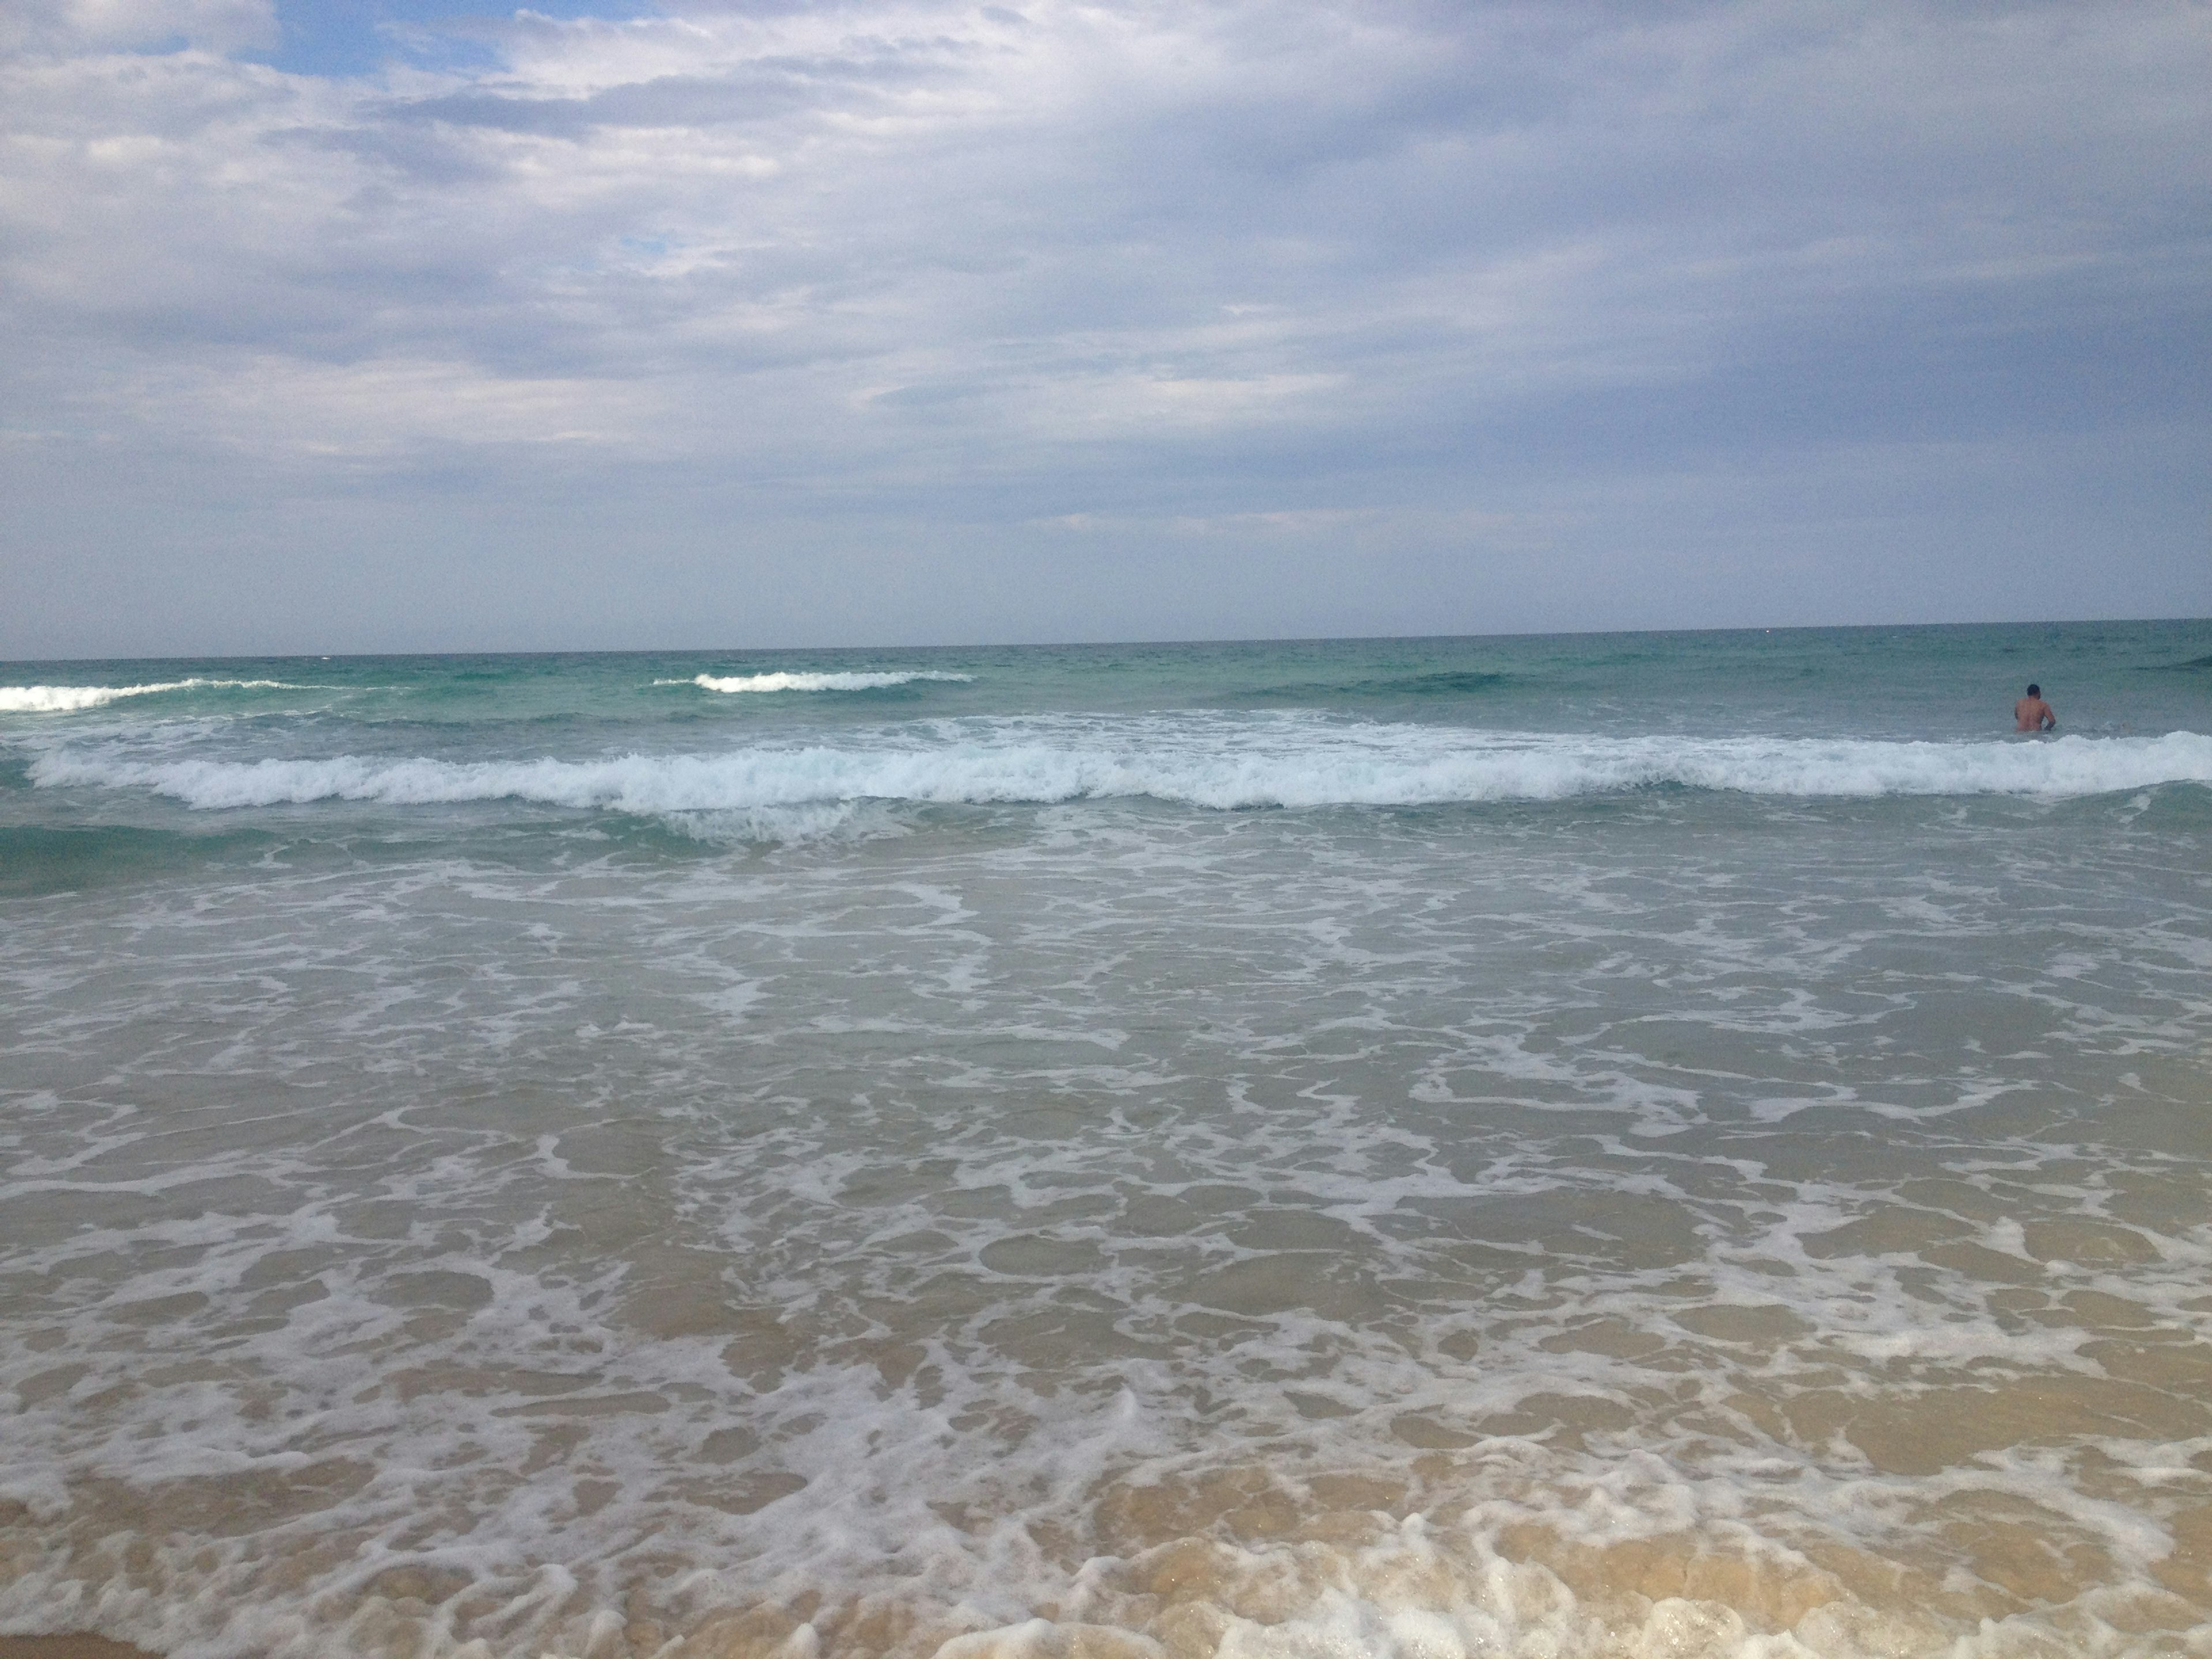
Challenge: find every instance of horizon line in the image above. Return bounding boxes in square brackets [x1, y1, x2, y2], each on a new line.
[6, 613, 2210, 666]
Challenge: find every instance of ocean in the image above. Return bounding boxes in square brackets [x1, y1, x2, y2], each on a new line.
[2, 621, 2210, 1659]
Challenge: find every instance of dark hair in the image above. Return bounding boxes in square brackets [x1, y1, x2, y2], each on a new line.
[2027, 684, 2040, 696]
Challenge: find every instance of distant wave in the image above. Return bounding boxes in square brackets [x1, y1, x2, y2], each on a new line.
[30, 729, 2212, 814]
[0, 679, 308, 714]
[669, 671, 976, 694]
[1244, 670, 1511, 701]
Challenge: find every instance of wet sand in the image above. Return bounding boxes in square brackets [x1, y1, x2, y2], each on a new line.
[0, 1640, 157, 1659]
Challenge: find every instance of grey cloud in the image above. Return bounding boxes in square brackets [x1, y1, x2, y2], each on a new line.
[1, 0, 2206, 654]
[389, 54, 953, 135]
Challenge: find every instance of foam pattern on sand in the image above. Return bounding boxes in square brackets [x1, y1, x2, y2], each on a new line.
[2, 785, 2208, 1658]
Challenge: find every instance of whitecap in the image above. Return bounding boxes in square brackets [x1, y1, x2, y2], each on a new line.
[669, 671, 975, 694]
[27, 725, 2212, 813]
[0, 679, 309, 714]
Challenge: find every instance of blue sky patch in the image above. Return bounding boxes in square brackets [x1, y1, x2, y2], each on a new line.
[256, 0, 660, 78]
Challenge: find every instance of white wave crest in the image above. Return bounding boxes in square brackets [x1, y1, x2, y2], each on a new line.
[674, 671, 975, 694]
[0, 679, 306, 713]
[28, 727, 2212, 814]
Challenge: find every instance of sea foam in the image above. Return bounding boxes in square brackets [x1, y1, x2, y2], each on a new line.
[676, 671, 976, 693]
[0, 679, 305, 713]
[29, 725, 2212, 813]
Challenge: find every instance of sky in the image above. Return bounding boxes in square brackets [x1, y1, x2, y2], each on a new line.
[1, 0, 2207, 657]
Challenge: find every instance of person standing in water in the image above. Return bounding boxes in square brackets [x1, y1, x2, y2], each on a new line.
[2014, 684, 2057, 732]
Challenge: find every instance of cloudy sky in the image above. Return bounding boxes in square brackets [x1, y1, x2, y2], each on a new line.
[2, 0, 2206, 656]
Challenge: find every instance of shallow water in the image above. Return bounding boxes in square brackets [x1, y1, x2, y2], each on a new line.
[2, 624, 2210, 1659]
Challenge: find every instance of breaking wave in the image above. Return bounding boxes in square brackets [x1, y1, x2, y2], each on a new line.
[28, 726, 2212, 815]
[672, 671, 976, 694]
[0, 679, 307, 714]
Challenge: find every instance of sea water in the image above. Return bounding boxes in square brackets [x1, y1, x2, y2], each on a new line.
[2, 622, 2210, 1659]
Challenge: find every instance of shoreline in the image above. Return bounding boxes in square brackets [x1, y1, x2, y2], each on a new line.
[0, 1639, 156, 1659]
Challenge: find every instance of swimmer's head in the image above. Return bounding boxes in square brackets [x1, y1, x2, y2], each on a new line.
[2027, 684, 2040, 697]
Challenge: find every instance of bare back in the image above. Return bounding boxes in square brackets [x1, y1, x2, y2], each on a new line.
[2014, 696, 2055, 732]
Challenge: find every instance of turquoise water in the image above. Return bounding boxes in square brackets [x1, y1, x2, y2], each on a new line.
[5, 622, 2210, 878]
[2, 622, 2210, 1659]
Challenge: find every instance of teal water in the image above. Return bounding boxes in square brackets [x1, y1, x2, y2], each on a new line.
[2, 622, 2210, 1659]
